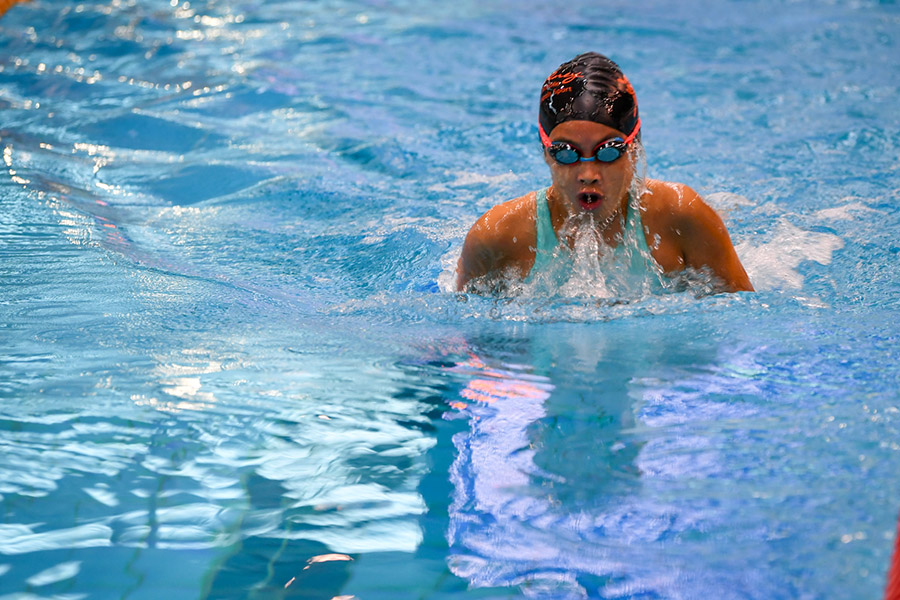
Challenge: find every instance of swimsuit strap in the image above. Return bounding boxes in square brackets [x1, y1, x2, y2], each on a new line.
[619, 194, 652, 257]
[534, 187, 558, 253]
[526, 188, 558, 281]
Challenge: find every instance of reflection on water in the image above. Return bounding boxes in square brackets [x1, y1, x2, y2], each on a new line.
[436, 320, 764, 598]
[0, 325, 443, 597]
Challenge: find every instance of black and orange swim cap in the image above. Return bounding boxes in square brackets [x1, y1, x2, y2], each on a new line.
[539, 52, 640, 141]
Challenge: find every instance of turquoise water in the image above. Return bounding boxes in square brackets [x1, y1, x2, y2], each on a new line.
[2, 0, 899, 598]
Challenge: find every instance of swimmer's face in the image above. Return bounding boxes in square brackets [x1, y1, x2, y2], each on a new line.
[544, 120, 634, 220]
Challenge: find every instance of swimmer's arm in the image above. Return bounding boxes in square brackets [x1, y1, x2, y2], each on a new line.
[673, 188, 754, 293]
[456, 207, 526, 292]
[456, 219, 509, 291]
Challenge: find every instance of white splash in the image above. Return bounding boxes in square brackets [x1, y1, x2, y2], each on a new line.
[427, 170, 518, 194]
[735, 219, 843, 290]
[814, 199, 883, 221]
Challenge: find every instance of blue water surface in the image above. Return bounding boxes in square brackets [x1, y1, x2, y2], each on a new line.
[1, 0, 899, 598]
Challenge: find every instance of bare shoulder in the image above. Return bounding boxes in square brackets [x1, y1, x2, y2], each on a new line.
[639, 179, 709, 224]
[456, 192, 538, 291]
[638, 179, 753, 292]
[639, 178, 735, 241]
[465, 193, 536, 247]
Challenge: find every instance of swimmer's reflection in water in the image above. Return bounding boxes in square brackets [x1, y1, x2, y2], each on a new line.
[456, 52, 753, 296]
[441, 329, 653, 595]
[446, 334, 645, 513]
[439, 321, 732, 595]
[448, 352, 642, 509]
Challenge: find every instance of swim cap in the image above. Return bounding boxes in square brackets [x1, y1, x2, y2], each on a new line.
[539, 52, 640, 141]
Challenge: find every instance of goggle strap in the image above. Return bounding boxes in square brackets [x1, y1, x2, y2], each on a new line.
[623, 118, 641, 145]
[539, 122, 552, 148]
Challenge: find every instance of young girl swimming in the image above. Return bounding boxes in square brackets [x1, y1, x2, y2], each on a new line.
[456, 52, 753, 295]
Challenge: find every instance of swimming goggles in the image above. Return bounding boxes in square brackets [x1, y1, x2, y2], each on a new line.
[539, 118, 641, 164]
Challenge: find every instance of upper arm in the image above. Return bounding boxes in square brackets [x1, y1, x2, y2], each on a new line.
[455, 198, 533, 292]
[456, 217, 505, 291]
[669, 187, 754, 293]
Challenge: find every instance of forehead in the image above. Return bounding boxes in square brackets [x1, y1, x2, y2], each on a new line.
[548, 120, 624, 145]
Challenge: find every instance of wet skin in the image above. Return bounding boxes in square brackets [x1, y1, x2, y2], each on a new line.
[456, 120, 754, 293]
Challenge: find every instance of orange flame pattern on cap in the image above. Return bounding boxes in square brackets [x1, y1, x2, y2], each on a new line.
[616, 75, 637, 104]
[541, 70, 583, 103]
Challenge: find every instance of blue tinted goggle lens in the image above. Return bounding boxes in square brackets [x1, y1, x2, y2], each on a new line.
[548, 139, 627, 164]
[550, 146, 580, 164]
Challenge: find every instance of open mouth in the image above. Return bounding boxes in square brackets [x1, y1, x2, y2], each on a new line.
[577, 192, 603, 210]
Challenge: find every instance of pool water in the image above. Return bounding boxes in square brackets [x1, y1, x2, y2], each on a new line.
[1, 0, 899, 598]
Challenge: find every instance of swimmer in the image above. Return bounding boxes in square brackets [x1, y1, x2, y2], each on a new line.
[456, 52, 753, 294]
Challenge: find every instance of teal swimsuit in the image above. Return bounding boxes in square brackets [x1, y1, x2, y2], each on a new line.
[526, 187, 658, 287]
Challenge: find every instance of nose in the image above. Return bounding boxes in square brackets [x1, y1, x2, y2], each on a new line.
[576, 160, 603, 185]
